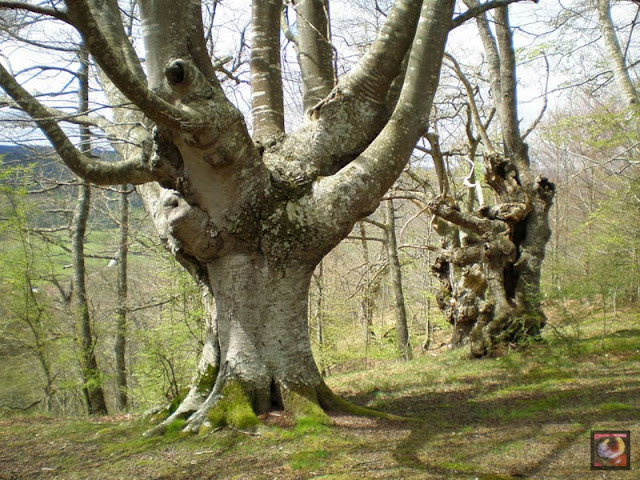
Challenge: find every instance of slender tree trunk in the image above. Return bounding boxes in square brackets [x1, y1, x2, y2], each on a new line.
[358, 222, 375, 358]
[114, 185, 129, 411]
[314, 261, 325, 348]
[385, 200, 412, 360]
[72, 181, 108, 415]
[74, 46, 107, 415]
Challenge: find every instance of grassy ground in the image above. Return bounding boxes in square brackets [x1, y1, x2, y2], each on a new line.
[1, 305, 638, 479]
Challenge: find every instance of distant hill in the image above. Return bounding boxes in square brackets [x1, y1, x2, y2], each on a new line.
[0, 144, 118, 180]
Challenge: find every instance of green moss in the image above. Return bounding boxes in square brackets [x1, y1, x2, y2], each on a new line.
[283, 387, 332, 427]
[164, 419, 187, 439]
[316, 382, 410, 422]
[598, 401, 636, 413]
[206, 380, 260, 431]
[196, 364, 219, 394]
[437, 461, 476, 473]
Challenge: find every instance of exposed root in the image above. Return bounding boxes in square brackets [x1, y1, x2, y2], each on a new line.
[201, 380, 260, 432]
[316, 382, 410, 422]
[146, 375, 408, 437]
[144, 364, 219, 437]
[280, 382, 332, 426]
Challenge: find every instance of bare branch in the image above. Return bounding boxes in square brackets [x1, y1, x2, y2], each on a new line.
[0, 1, 71, 24]
[445, 53, 495, 153]
[522, 54, 549, 140]
[452, 0, 536, 29]
[0, 61, 159, 185]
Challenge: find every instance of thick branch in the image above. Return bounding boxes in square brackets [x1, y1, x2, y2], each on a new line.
[494, 7, 526, 160]
[64, 0, 199, 130]
[311, 0, 455, 234]
[294, 0, 335, 110]
[251, 0, 285, 141]
[597, 0, 639, 106]
[428, 196, 506, 236]
[341, 0, 422, 107]
[0, 61, 158, 185]
[273, 0, 425, 181]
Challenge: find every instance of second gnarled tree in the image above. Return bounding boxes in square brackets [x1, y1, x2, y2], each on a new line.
[428, 4, 555, 357]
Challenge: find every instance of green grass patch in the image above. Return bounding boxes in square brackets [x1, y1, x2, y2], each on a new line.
[290, 449, 329, 471]
[598, 401, 637, 413]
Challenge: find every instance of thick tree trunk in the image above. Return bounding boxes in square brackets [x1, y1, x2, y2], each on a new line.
[429, 155, 554, 357]
[153, 253, 344, 433]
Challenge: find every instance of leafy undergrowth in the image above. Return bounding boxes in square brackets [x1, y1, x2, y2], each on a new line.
[1, 306, 639, 479]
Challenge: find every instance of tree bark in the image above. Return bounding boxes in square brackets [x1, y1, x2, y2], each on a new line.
[251, 0, 285, 141]
[294, 0, 335, 110]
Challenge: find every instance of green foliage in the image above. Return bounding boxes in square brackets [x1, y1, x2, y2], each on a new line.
[0, 162, 65, 412]
[542, 102, 640, 310]
[129, 254, 203, 409]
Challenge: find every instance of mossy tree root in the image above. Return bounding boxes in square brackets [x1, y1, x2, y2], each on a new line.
[146, 375, 408, 437]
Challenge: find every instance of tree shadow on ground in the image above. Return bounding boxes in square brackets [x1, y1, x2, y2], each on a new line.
[341, 358, 640, 479]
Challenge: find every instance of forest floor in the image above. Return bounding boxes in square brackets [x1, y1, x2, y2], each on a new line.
[1, 304, 639, 479]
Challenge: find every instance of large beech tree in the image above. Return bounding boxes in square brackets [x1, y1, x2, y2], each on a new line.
[0, 0, 526, 430]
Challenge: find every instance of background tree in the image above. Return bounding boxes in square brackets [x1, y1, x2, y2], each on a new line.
[73, 46, 107, 415]
[427, 4, 555, 356]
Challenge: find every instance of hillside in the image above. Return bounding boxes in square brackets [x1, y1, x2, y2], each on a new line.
[1, 306, 638, 479]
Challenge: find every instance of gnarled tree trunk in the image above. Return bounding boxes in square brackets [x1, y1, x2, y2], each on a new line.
[429, 4, 555, 357]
